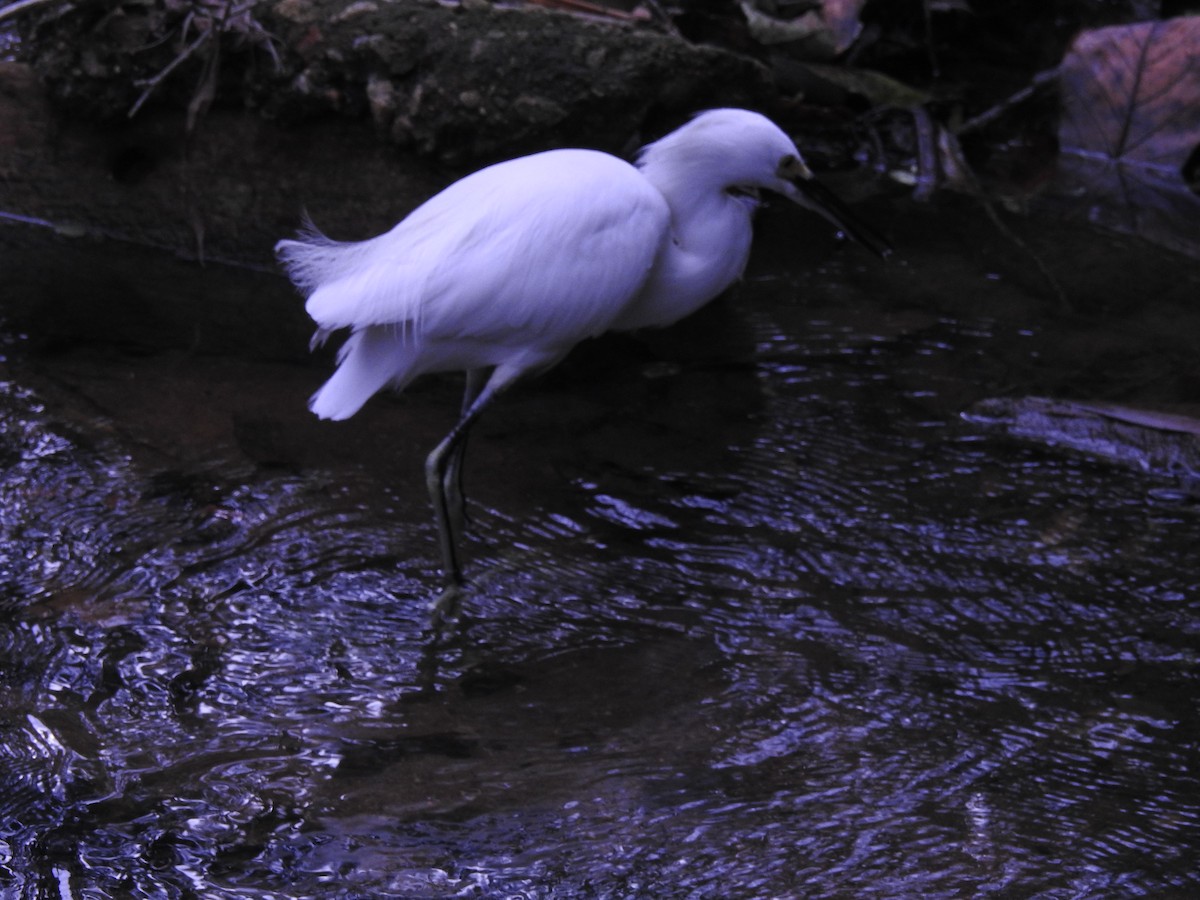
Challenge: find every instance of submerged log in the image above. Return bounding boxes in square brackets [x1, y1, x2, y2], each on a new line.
[965, 396, 1200, 482]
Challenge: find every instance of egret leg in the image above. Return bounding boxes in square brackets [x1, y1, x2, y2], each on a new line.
[443, 368, 489, 541]
[425, 366, 521, 619]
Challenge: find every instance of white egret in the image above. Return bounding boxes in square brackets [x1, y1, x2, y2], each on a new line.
[276, 108, 888, 616]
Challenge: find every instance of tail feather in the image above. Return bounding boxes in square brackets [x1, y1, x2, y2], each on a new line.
[275, 218, 363, 294]
[309, 326, 414, 421]
[277, 221, 424, 334]
[279, 220, 426, 420]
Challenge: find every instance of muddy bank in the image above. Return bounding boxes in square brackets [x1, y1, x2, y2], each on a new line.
[4, 0, 778, 268]
[18, 0, 773, 162]
[1, 55, 442, 263]
[1, 0, 780, 354]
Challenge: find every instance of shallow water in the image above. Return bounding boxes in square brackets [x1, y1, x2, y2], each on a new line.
[2, 196, 1200, 898]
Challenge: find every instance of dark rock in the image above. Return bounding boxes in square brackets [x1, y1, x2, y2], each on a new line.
[18, 0, 774, 164]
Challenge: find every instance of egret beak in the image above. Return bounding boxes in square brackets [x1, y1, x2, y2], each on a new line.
[779, 156, 891, 259]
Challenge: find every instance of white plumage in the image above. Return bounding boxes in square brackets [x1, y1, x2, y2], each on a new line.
[279, 148, 669, 421]
[276, 108, 887, 614]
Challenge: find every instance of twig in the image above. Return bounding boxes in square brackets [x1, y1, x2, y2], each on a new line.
[640, 0, 681, 37]
[185, 15, 221, 132]
[128, 26, 212, 118]
[956, 67, 1060, 136]
[954, 142, 1071, 312]
[898, 104, 1071, 310]
[523, 0, 650, 23]
[0, 0, 60, 26]
[910, 105, 939, 201]
[922, 0, 939, 79]
[931, 67, 1069, 307]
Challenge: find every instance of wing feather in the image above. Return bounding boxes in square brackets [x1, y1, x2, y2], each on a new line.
[278, 150, 670, 348]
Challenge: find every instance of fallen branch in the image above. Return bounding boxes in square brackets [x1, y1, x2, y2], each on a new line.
[0, 0, 63, 25]
[523, 0, 650, 22]
[128, 27, 211, 118]
[955, 67, 1061, 136]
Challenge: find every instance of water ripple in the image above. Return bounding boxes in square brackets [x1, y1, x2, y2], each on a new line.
[2, 284, 1199, 896]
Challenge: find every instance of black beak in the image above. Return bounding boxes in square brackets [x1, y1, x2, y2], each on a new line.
[779, 155, 891, 259]
[791, 175, 892, 260]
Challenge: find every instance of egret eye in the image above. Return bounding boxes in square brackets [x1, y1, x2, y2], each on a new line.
[777, 154, 808, 179]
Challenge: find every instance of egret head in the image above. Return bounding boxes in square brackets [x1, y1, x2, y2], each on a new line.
[639, 109, 890, 258]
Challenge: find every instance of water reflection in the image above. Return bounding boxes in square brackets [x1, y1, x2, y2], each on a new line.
[1, 237, 1199, 897]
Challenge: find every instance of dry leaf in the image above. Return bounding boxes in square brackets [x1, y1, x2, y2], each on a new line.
[741, 0, 864, 57]
[819, 0, 866, 54]
[1054, 16, 1200, 256]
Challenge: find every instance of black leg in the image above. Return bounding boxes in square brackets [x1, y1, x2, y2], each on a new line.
[444, 368, 488, 542]
[424, 366, 521, 622]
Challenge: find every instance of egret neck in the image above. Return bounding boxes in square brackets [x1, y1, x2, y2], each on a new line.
[612, 160, 758, 332]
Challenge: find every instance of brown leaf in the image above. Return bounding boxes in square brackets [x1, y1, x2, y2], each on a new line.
[1054, 17, 1200, 257]
[741, 0, 864, 57]
[822, 0, 867, 54]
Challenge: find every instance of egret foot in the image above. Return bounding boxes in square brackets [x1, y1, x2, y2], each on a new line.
[429, 581, 465, 631]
